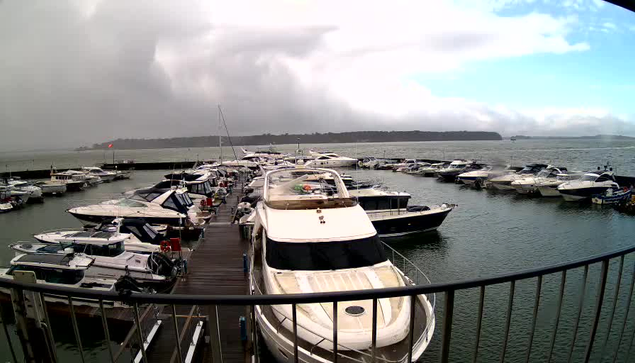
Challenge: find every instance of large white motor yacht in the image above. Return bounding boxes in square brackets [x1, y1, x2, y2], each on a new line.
[510, 166, 568, 195]
[67, 188, 207, 227]
[82, 166, 116, 182]
[50, 170, 88, 191]
[305, 151, 358, 168]
[488, 163, 548, 190]
[557, 171, 620, 201]
[250, 168, 435, 362]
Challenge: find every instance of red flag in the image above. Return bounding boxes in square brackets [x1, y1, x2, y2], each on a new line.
[108, 144, 113, 148]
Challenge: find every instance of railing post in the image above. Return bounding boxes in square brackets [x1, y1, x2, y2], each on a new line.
[68, 296, 86, 363]
[500, 280, 515, 363]
[568, 265, 590, 363]
[583, 260, 609, 363]
[292, 303, 299, 363]
[472, 286, 485, 363]
[208, 305, 223, 363]
[548, 270, 567, 363]
[612, 261, 635, 363]
[372, 298, 378, 362]
[99, 299, 116, 363]
[601, 255, 624, 357]
[0, 296, 19, 363]
[37, 292, 58, 363]
[132, 302, 148, 363]
[171, 305, 183, 363]
[407, 295, 417, 363]
[525, 275, 543, 363]
[332, 301, 338, 363]
[440, 290, 455, 363]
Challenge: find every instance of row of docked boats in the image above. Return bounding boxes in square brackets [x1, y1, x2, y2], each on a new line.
[0, 166, 132, 213]
[0, 163, 246, 307]
[384, 158, 631, 204]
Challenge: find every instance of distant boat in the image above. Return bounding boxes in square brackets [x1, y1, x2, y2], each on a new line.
[511, 136, 517, 142]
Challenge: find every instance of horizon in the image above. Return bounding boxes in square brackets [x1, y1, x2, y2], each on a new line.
[1, 1, 634, 150]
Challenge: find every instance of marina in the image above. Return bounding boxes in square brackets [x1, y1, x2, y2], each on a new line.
[1, 141, 635, 362]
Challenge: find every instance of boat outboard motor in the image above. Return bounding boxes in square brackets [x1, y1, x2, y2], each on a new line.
[115, 275, 144, 295]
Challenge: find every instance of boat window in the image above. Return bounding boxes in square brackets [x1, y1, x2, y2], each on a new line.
[596, 174, 615, 182]
[581, 174, 599, 181]
[317, 156, 330, 160]
[8, 266, 84, 284]
[163, 193, 189, 212]
[266, 235, 387, 270]
[116, 199, 148, 208]
[74, 242, 124, 257]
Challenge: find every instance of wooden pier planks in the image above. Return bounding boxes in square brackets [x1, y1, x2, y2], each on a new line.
[147, 190, 250, 363]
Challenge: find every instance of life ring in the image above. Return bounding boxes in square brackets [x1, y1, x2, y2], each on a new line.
[160, 241, 171, 253]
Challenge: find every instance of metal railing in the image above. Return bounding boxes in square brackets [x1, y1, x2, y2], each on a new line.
[1, 244, 635, 363]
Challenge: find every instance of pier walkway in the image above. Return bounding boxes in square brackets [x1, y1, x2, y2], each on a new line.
[146, 189, 250, 363]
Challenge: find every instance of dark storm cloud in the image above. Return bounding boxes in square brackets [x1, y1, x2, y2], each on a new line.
[0, 0, 632, 151]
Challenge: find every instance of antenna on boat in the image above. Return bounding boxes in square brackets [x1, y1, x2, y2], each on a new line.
[218, 105, 238, 161]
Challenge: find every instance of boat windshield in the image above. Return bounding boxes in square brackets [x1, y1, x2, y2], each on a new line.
[265, 169, 355, 209]
[115, 198, 148, 208]
[581, 174, 599, 181]
[266, 235, 387, 270]
[73, 242, 125, 257]
[8, 265, 84, 284]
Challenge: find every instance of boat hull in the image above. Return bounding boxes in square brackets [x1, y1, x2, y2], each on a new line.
[67, 211, 184, 227]
[559, 186, 611, 202]
[368, 207, 452, 238]
[537, 185, 561, 197]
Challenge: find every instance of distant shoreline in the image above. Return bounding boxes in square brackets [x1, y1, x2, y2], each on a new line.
[76, 130, 503, 151]
[509, 134, 635, 140]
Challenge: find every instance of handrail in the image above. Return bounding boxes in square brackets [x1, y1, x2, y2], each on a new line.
[2, 243, 635, 305]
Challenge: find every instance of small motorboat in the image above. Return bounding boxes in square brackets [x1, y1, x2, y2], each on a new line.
[50, 170, 87, 191]
[511, 166, 569, 195]
[0, 253, 139, 308]
[6, 178, 43, 202]
[592, 187, 632, 205]
[558, 171, 620, 202]
[488, 163, 548, 190]
[10, 239, 178, 292]
[417, 162, 447, 177]
[436, 160, 480, 182]
[305, 151, 358, 168]
[35, 181, 67, 196]
[82, 166, 117, 182]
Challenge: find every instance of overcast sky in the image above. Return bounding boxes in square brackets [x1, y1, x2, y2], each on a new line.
[0, 0, 634, 150]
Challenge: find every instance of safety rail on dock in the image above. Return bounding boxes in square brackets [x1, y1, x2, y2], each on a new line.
[1, 244, 635, 363]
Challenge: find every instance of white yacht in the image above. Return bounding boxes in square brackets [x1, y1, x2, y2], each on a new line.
[0, 253, 125, 307]
[511, 166, 568, 195]
[33, 218, 163, 254]
[305, 151, 358, 168]
[50, 170, 87, 191]
[250, 168, 435, 362]
[417, 162, 446, 177]
[6, 179, 43, 202]
[81, 166, 117, 182]
[536, 174, 581, 197]
[436, 160, 480, 182]
[10, 238, 177, 291]
[488, 163, 548, 190]
[35, 180, 67, 195]
[67, 188, 207, 227]
[557, 171, 619, 202]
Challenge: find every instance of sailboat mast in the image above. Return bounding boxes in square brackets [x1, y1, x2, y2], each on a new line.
[218, 105, 223, 163]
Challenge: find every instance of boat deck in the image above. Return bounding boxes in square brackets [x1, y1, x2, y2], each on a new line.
[146, 188, 251, 363]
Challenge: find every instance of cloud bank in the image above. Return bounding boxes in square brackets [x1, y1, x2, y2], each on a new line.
[0, 0, 632, 150]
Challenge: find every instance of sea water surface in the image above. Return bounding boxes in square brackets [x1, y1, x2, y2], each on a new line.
[1, 139, 635, 362]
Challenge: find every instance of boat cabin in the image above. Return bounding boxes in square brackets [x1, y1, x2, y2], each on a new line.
[6, 254, 93, 285]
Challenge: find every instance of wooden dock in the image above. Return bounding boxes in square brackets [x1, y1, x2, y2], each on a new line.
[145, 188, 250, 363]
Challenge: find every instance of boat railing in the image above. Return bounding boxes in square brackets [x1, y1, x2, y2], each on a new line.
[2, 243, 635, 363]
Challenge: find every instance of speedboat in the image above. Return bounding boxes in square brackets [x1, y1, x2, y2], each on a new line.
[50, 170, 87, 191]
[417, 162, 447, 177]
[35, 181, 67, 196]
[250, 167, 435, 362]
[10, 239, 177, 291]
[81, 166, 116, 182]
[33, 218, 164, 254]
[457, 165, 514, 186]
[558, 171, 620, 202]
[511, 166, 568, 195]
[67, 188, 207, 227]
[591, 187, 632, 205]
[305, 151, 358, 168]
[536, 173, 580, 197]
[0, 253, 132, 307]
[349, 188, 453, 237]
[488, 163, 548, 190]
[0, 182, 30, 206]
[436, 160, 480, 182]
[6, 179, 43, 202]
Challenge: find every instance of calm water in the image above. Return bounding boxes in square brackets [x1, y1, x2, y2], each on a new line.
[1, 140, 635, 361]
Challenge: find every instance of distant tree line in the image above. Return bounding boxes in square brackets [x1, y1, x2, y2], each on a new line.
[78, 130, 503, 150]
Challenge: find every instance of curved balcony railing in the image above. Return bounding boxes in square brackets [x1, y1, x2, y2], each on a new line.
[1, 243, 634, 363]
